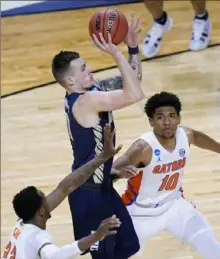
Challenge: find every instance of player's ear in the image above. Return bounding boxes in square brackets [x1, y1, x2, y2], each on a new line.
[66, 76, 76, 85]
[39, 207, 45, 217]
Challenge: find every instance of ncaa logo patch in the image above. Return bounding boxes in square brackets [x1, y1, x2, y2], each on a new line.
[179, 148, 185, 157]
[154, 149, 160, 156]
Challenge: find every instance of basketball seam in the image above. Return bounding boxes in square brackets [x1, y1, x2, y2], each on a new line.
[112, 9, 120, 42]
[103, 8, 108, 40]
[89, 20, 92, 37]
[91, 13, 97, 38]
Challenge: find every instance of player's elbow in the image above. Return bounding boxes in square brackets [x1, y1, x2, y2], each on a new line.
[136, 91, 145, 101]
[113, 155, 131, 169]
[137, 74, 142, 83]
[57, 181, 72, 196]
[126, 90, 145, 104]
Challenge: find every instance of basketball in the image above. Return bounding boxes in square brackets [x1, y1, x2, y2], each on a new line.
[89, 8, 128, 45]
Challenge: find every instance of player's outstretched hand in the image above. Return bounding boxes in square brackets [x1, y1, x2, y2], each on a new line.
[95, 215, 121, 241]
[118, 165, 139, 179]
[92, 32, 121, 57]
[103, 124, 122, 158]
[124, 13, 141, 48]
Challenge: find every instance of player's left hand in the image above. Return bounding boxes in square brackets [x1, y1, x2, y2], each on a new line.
[102, 124, 122, 158]
[124, 14, 141, 48]
[116, 165, 139, 179]
[95, 215, 121, 241]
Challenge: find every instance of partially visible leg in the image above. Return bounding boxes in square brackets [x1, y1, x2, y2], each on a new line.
[142, 0, 173, 58]
[183, 215, 220, 258]
[189, 0, 211, 51]
[190, 0, 206, 15]
[111, 190, 140, 259]
[144, 0, 164, 20]
[68, 188, 116, 259]
[115, 201, 167, 257]
[112, 188, 167, 258]
[166, 197, 220, 259]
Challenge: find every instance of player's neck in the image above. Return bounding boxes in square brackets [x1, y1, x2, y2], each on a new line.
[66, 88, 86, 94]
[154, 133, 176, 152]
[25, 219, 45, 230]
[66, 84, 87, 94]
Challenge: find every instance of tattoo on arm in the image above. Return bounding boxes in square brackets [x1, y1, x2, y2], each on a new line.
[96, 52, 142, 92]
[97, 76, 123, 91]
[46, 155, 107, 212]
[60, 155, 107, 192]
[128, 53, 142, 81]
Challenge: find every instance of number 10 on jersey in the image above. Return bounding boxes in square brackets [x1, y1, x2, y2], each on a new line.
[158, 172, 180, 191]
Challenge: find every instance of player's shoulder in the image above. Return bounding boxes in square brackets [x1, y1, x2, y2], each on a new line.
[178, 125, 187, 132]
[35, 229, 53, 243]
[178, 125, 193, 137]
[7, 219, 23, 238]
[138, 131, 154, 145]
[27, 227, 53, 250]
[177, 125, 193, 145]
[133, 132, 153, 154]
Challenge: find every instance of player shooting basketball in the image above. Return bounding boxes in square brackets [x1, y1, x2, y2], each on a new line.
[51, 13, 143, 259]
[3, 125, 122, 259]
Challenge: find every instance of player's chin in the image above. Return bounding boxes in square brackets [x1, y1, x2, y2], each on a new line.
[85, 80, 94, 89]
[163, 132, 175, 139]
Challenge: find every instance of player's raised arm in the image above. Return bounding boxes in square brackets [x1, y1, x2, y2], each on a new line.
[46, 124, 122, 212]
[125, 14, 142, 82]
[74, 32, 144, 115]
[98, 15, 142, 91]
[182, 126, 220, 153]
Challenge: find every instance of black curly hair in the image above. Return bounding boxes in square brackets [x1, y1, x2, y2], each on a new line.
[144, 92, 182, 118]
[12, 186, 43, 223]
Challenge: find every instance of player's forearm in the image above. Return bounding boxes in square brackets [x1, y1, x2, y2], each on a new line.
[39, 242, 82, 259]
[113, 52, 144, 102]
[192, 130, 220, 153]
[64, 154, 110, 191]
[128, 46, 142, 82]
[60, 153, 108, 193]
[113, 155, 131, 169]
[77, 232, 100, 252]
[47, 153, 109, 212]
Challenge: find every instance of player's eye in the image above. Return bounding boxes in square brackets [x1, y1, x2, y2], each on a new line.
[81, 65, 86, 72]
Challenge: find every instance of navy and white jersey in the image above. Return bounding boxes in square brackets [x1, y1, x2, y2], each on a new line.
[64, 77, 121, 185]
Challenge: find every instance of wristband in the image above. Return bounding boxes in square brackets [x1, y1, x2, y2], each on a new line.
[128, 46, 139, 55]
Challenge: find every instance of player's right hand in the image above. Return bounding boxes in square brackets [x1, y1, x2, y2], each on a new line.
[95, 215, 121, 241]
[102, 124, 122, 158]
[92, 32, 121, 56]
